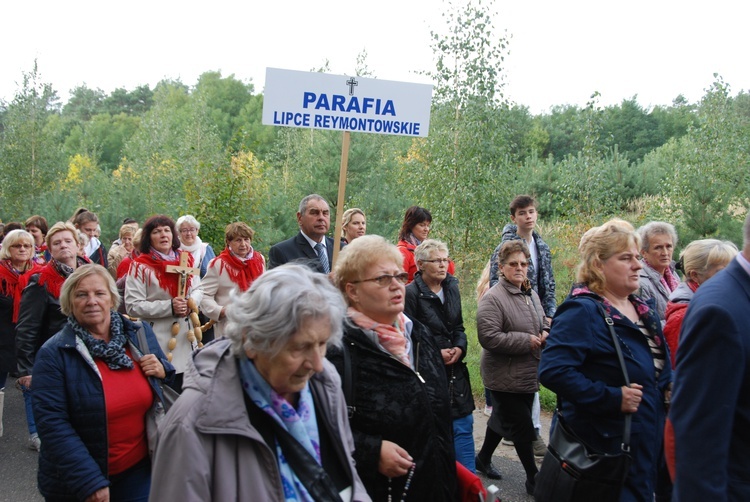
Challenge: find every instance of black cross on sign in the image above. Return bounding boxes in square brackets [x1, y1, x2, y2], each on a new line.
[346, 77, 358, 95]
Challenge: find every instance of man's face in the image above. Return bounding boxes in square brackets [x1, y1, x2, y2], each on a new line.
[297, 198, 330, 242]
[511, 205, 537, 233]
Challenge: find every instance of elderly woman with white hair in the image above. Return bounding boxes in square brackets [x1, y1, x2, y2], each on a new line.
[637, 221, 679, 321]
[176, 214, 216, 278]
[150, 264, 370, 502]
[404, 238, 475, 473]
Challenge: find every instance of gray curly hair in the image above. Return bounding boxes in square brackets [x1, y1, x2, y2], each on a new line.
[224, 264, 346, 357]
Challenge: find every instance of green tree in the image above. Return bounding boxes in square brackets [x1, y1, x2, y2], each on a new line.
[192, 71, 255, 147]
[666, 75, 750, 242]
[0, 61, 64, 217]
[102, 85, 154, 116]
[403, 0, 515, 271]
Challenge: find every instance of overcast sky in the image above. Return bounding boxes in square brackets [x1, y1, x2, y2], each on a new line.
[2, 0, 748, 114]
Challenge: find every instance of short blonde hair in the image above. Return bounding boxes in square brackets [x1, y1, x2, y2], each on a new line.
[45, 222, 79, 250]
[119, 224, 135, 240]
[333, 235, 402, 305]
[577, 218, 641, 295]
[60, 264, 121, 316]
[680, 239, 738, 281]
[0, 229, 34, 260]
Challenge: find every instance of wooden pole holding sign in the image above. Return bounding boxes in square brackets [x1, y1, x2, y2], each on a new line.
[332, 131, 351, 267]
[262, 69, 432, 269]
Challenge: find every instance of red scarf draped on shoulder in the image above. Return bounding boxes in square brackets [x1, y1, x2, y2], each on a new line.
[132, 250, 194, 297]
[0, 260, 43, 322]
[213, 248, 264, 292]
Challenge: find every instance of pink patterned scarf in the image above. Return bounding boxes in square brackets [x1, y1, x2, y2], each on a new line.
[347, 307, 411, 366]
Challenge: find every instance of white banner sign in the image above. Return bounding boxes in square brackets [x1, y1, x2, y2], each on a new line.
[262, 68, 433, 137]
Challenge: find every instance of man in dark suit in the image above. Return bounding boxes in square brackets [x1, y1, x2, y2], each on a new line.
[268, 194, 335, 274]
[671, 210, 750, 501]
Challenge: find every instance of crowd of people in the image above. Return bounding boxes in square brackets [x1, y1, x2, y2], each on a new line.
[0, 194, 748, 501]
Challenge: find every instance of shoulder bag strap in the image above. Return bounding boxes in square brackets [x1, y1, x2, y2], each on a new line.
[594, 301, 632, 453]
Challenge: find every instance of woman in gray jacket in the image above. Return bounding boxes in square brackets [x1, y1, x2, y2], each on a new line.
[474, 240, 549, 495]
[150, 264, 370, 502]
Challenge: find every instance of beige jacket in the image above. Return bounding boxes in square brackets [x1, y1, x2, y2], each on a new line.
[149, 339, 370, 501]
[477, 279, 548, 393]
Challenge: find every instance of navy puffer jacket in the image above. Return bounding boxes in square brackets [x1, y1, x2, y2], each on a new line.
[32, 314, 174, 500]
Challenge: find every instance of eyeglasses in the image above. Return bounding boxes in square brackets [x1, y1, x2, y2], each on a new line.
[423, 258, 449, 264]
[179, 228, 198, 234]
[10, 244, 33, 249]
[505, 261, 529, 268]
[351, 273, 409, 287]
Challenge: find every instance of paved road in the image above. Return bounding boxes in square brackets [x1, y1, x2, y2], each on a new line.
[1, 378, 546, 502]
[0, 378, 43, 502]
[473, 408, 550, 502]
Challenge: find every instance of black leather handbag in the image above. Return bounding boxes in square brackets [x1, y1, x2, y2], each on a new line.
[534, 301, 632, 502]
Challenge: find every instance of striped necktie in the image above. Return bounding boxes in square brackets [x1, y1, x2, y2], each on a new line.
[315, 242, 330, 274]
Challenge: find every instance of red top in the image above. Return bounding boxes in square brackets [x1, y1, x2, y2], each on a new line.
[95, 348, 152, 475]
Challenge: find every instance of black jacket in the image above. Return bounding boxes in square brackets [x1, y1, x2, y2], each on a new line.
[404, 272, 475, 419]
[327, 320, 456, 501]
[15, 272, 67, 376]
[267, 232, 336, 274]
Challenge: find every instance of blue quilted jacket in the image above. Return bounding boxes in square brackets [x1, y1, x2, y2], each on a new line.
[32, 314, 174, 500]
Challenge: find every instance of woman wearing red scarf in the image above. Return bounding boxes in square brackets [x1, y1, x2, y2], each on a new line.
[0, 230, 42, 391]
[125, 215, 203, 393]
[201, 222, 265, 339]
[16, 221, 87, 451]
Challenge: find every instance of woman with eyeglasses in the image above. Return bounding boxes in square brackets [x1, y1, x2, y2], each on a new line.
[0, 230, 42, 392]
[404, 239, 476, 473]
[475, 240, 549, 495]
[327, 235, 456, 500]
[176, 215, 216, 279]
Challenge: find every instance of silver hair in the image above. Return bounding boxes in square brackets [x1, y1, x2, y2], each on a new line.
[60, 264, 121, 316]
[0, 229, 35, 260]
[224, 264, 346, 358]
[637, 221, 678, 252]
[176, 214, 201, 232]
[414, 238, 449, 264]
[298, 194, 328, 215]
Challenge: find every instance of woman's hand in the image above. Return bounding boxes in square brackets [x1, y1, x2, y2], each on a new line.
[17, 375, 32, 388]
[530, 334, 543, 350]
[621, 383, 644, 413]
[378, 440, 414, 478]
[441, 347, 462, 365]
[172, 297, 188, 317]
[85, 487, 109, 502]
[139, 354, 166, 379]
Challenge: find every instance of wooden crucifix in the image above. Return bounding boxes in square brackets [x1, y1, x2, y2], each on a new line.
[166, 251, 200, 298]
